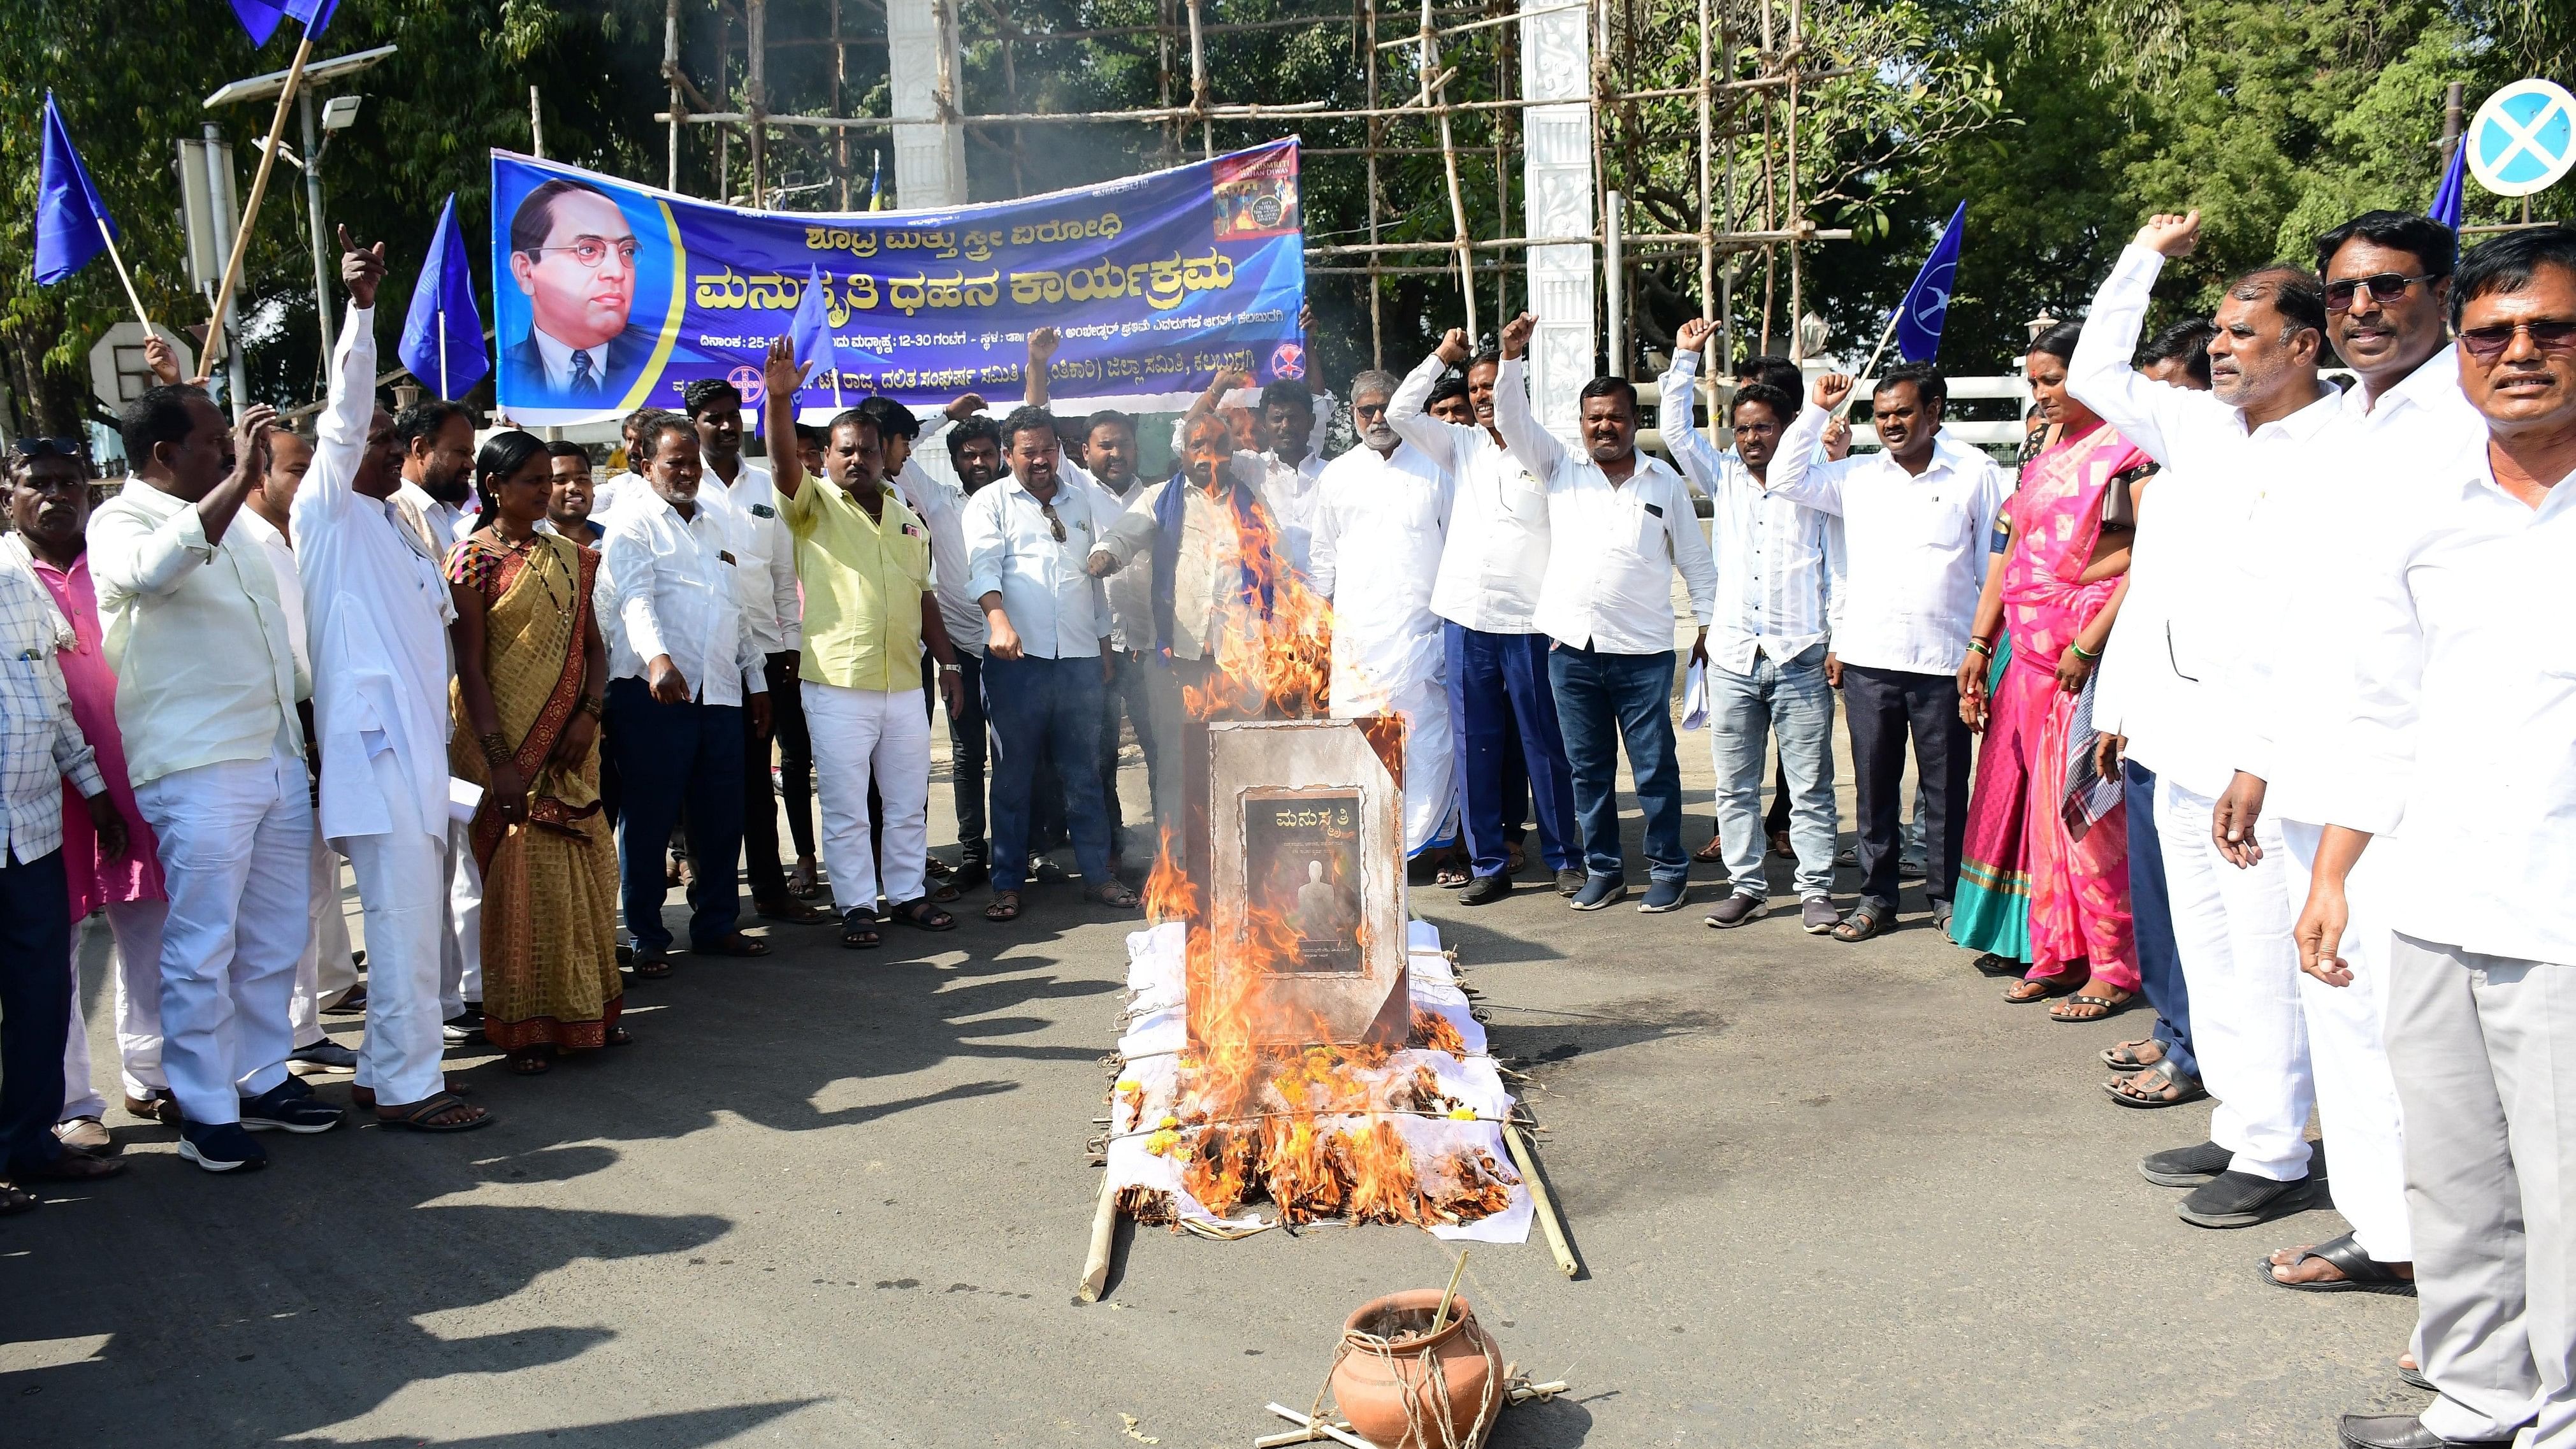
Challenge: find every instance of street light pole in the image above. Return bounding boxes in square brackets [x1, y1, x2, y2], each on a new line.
[298, 89, 335, 364]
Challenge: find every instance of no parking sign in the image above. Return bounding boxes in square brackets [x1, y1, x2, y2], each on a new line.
[2466, 78, 2576, 199]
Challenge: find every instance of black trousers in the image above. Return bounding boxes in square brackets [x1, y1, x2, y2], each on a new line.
[946, 651, 990, 866]
[741, 652, 802, 904]
[769, 651, 817, 860]
[1, 849, 71, 1174]
[1840, 663, 1970, 911]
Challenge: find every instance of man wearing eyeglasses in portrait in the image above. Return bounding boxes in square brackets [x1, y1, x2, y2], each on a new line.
[503, 180, 654, 407]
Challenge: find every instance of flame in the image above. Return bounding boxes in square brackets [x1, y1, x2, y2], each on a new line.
[1122, 459, 1512, 1233]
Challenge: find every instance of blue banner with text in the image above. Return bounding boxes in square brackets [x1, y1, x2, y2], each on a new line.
[489, 141, 1307, 424]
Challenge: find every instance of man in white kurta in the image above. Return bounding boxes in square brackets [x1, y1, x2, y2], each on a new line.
[1307, 371, 1458, 855]
[291, 240, 489, 1130]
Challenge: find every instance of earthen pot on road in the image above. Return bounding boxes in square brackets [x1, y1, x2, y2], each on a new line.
[1329, 1288, 1504, 1448]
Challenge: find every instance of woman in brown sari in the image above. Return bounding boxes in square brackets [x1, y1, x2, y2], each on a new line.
[447, 431, 625, 1074]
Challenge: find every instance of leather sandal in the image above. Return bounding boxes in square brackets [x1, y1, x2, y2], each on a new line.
[691, 932, 771, 957]
[2102, 1037, 2164, 1071]
[2050, 989, 2134, 1021]
[1830, 904, 1888, 942]
[2259, 1232, 2416, 1295]
[2106, 1058, 2208, 1109]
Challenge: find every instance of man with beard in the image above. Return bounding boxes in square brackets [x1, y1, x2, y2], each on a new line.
[1492, 312, 1717, 916]
[1307, 371, 1458, 861]
[2067, 209, 2340, 1232]
[1389, 334, 1587, 903]
[940, 411, 1008, 881]
[391, 397, 486, 1043]
[295, 230, 488, 1134]
[542, 441, 604, 545]
[1077, 408, 1160, 864]
[1660, 317, 1843, 934]
[682, 378, 823, 928]
[5, 441, 154, 1160]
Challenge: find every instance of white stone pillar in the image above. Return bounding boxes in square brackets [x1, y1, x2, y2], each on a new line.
[1520, 0, 1595, 442]
[887, 0, 968, 208]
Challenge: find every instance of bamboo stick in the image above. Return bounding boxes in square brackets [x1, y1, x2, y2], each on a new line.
[1076, 1169, 1120, 1303]
[1502, 1121, 1577, 1278]
[202, 32, 313, 393]
[1429, 1247, 1470, 1334]
[1263, 1404, 1376, 1449]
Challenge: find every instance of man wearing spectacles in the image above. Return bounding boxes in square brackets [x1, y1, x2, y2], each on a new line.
[2299, 222, 2576, 1449]
[2208, 210, 2481, 1315]
[503, 180, 653, 408]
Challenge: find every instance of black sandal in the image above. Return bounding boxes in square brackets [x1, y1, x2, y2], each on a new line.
[2004, 972, 2083, 1004]
[507, 1050, 553, 1076]
[376, 1092, 493, 1133]
[2257, 1232, 2415, 1295]
[984, 891, 1021, 922]
[2050, 990, 2134, 1021]
[632, 953, 674, 979]
[2102, 1037, 2164, 1071]
[839, 912, 882, 949]
[604, 1026, 634, 1046]
[888, 898, 957, 932]
[1969, 951, 2025, 977]
[1086, 881, 1140, 909]
[1830, 904, 1887, 942]
[693, 932, 772, 957]
[0, 1182, 36, 1216]
[2104, 1058, 2208, 1109]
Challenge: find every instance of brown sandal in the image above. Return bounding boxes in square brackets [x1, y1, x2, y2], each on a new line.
[2051, 989, 2135, 1022]
[1086, 881, 1139, 910]
[2004, 972, 2084, 1004]
[985, 891, 1022, 922]
[507, 1050, 553, 1076]
[1693, 834, 1727, 863]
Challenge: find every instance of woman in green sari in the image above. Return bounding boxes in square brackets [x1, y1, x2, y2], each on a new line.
[447, 431, 625, 1074]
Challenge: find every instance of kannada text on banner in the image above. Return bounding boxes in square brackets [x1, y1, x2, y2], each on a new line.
[489, 141, 1307, 426]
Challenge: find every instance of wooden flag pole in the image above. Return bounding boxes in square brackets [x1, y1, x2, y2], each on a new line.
[96, 219, 152, 330]
[203, 32, 315, 371]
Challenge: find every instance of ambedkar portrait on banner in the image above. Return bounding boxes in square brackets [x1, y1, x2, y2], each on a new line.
[502, 178, 659, 406]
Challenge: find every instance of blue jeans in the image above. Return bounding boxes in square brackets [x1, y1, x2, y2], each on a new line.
[983, 652, 1113, 892]
[1547, 644, 1686, 886]
[1707, 645, 1837, 899]
[1445, 623, 1579, 877]
[2123, 760, 2196, 1080]
[606, 678, 746, 955]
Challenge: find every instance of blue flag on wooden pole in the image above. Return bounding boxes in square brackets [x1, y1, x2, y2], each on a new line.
[1893, 203, 1966, 364]
[229, 0, 340, 47]
[398, 195, 489, 400]
[789, 264, 843, 409]
[35, 92, 115, 285]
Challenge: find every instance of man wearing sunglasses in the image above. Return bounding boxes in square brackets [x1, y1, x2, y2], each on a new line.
[2299, 223, 2576, 1449]
[2206, 211, 2482, 1314]
[503, 179, 654, 408]
[2067, 208, 2342, 1234]
[964, 405, 1138, 923]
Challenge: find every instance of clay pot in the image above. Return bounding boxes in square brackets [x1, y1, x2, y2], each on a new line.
[1328, 1288, 1505, 1449]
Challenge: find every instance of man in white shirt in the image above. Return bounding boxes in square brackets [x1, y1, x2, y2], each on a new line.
[292, 234, 490, 1134]
[1389, 333, 1586, 903]
[602, 415, 773, 971]
[1769, 364, 2008, 942]
[391, 397, 486, 1037]
[92, 386, 338, 1172]
[232, 430, 360, 1074]
[967, 406, 1136, 920]
[1308, 370, 1458, 859]
[1489, 312, 1718, 914]
[2212, 212, 2482, 1302]
[683, 377, 823, 928]
[1077, 408, 1164, 864]
[2067, 210, 2343, 1232]
[2297, 225, 2576, 1449]
[1660, 319, 1845, 934]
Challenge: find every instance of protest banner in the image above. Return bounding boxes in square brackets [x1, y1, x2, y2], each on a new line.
[489, 140, 1306, 425]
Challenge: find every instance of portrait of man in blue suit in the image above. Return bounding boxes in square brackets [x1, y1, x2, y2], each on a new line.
[503, 178, 656, 406]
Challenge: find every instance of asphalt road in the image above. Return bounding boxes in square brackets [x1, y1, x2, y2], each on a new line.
[3, 706, 2422, 1448]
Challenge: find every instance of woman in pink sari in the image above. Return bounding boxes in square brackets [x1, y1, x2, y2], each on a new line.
[1954, 322, 2152, 1021]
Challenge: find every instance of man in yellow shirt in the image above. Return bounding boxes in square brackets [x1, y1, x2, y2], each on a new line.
[760, 340, 967, 948]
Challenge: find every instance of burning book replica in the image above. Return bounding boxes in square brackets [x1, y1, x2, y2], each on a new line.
[1097, 716, 1537, 1244]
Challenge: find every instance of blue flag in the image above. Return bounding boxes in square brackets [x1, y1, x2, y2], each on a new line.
[788, 264, 842, 405]
[35, 92, 115, 286]
[398, 195, 489, 400]
[2430, 141, 2467, 229]
[230, 0, 339, 47]
[1893, 202, 1967, 364]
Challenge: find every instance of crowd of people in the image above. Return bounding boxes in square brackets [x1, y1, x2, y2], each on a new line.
[1, 206, 2568, 1449]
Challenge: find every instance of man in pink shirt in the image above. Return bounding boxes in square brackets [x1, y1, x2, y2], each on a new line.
[6, 443, 173, 1147]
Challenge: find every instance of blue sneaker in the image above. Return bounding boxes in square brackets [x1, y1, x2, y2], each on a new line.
[177, 1121, 268, 1173]
[240, 1079, 344, 1134]
[1568, 874, 1628, 911]
[1637, 878, 1689, 913]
